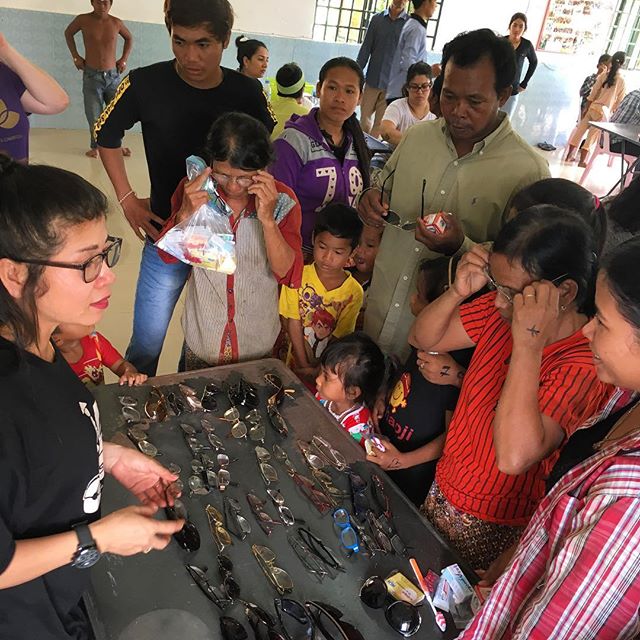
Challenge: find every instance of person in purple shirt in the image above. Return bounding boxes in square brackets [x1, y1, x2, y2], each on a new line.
[271, 57, 370, 255]
[0, 32, 68, 162]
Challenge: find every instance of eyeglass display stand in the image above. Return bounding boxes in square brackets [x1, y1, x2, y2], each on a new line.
[86, 358, 473, 639]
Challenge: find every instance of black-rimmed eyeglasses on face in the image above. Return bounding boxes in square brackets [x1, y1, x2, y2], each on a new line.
[13, 236, 122, 283]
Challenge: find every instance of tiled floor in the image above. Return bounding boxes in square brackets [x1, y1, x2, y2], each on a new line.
[30, 127, 629, 377]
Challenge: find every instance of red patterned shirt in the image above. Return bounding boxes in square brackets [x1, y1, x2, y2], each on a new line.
[317, 395, 371, 445]
[68, 332, 122, 386]
[435, 292, 610, 525]
[459, 424, 640, 639]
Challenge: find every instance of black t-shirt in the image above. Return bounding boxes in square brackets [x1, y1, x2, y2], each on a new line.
[546, 401, 637, 493]
[0, 337, 103, 639]
[95, 61, 277, 221]
[379, 347, 473, 506]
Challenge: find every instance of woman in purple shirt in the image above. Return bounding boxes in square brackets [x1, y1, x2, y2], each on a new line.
[0, 32, 68, 162]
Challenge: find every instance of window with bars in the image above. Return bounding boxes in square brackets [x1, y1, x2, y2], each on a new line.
[312, 0, 444, 46]
[606, 0, 640, 69]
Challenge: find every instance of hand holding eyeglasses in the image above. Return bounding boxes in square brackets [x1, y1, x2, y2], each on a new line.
[247, 170, 278, 228]
[451, 245, 491, 299]
[357, 187, 388, 228]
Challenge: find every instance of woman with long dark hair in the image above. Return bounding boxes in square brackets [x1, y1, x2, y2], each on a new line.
[235, 35, 269, 80]
[271, 56, 371, 254]
[0, 157, 182, 639]
[566, 50, 626, 166]
[502, 12, 537, 118]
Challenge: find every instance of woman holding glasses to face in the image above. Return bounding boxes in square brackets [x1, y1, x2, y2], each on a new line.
[380, 62, 436, 146]
[0, 157, 183, 640]
[409, 205, 612, 571]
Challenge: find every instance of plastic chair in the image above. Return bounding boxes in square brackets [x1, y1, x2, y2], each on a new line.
[579, 130, 637, 188]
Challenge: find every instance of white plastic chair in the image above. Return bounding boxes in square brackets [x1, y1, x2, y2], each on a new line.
[579, 130, 637, 188]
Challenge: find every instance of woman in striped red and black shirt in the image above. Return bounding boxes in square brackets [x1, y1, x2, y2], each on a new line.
[409, 205, 612, 570]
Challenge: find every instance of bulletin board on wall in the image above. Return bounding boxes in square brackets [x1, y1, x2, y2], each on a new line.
[537, 0, 617, 55]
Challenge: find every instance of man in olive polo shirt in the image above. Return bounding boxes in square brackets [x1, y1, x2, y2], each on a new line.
[358, 28, 550, 359]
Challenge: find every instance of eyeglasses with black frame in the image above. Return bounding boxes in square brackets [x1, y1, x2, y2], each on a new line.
[12, 236, 122, 283]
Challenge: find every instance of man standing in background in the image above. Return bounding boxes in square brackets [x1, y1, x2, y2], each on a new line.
[386, 0, 438, 104]
[65, 0, 133, 157]
[357, 0, 408, 137]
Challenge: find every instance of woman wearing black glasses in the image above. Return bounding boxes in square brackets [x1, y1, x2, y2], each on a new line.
[0, 156, 183, 640]
[409, 205, 611, 571]
[380, 62, 436, 147]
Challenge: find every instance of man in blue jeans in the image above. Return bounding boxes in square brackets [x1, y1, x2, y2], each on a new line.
[64, 0, 133, 157]
[96, 0, 276, 376]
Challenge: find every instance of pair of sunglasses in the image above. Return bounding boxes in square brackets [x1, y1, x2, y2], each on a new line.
[275, 599, 364, 640]
[201, 382, 220, 411]
[348, 471, 371, 521]
[144, 386, 168, 422]
[165, 491, 200, 552]
[186, 564, 230, 610]
[359, 576, 421, 637]
[244, 601, 287, 640]
[252, 544, 293, 595]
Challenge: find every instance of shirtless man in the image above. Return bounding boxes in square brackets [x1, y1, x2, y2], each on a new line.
[64, 0, 133, 157]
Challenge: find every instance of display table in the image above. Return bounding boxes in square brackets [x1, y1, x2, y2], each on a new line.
[589, 121, 640, 194]
[86, 358, 473, 639]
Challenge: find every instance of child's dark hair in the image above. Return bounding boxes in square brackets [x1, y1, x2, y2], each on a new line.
[163, 0, 234, 43]
[318, 57, 371, 190]
[417, 256, 460, 303]
[320, 332, 393, 411]
[313, 203, 363, 250]
[236, 35, 267, 72]
[607, 174, 640, 234]
[511, 178, 606, 254]
[204, 112, 274, 170]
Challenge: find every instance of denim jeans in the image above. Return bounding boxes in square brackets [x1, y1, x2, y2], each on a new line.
[83, 66, 121, 149]
[125, 240, 191, 376]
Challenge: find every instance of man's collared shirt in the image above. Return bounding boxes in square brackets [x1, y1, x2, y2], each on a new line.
[363, 115, 550, 359]
[356, 8, 408, 91]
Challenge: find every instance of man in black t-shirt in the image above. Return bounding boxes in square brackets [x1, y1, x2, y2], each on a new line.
[96, 0, 277, 376]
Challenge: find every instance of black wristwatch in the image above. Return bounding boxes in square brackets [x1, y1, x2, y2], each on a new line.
[71, 523, 101, 569]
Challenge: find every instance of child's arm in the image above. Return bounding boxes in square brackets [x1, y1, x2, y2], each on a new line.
[110, 359, 148, 386]
[366, 433, 446, 471]
[286, 318, 316, 376]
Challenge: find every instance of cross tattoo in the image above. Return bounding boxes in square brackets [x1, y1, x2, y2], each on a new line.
[440, 365, 451, 377]
[527, 326, 541, 337]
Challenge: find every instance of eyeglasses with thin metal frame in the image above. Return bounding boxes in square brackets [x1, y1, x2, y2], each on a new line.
[251, 544, 294, 595]
[484, 268, 569, 305]
[212, 171, 256, 189]
[12, 236, 122, 283]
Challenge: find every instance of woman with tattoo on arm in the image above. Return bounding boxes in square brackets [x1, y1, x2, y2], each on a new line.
[408, 205, 612, 571]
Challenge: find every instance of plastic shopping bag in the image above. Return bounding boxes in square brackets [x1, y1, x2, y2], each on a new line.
[155, 155, 237, 274]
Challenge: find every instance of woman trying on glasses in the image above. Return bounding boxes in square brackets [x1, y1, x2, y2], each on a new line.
[409, 205, 612, 571]
[0, 157, 183, 639]
[380, 62, 436, 146]
[165, 112, 303, 371]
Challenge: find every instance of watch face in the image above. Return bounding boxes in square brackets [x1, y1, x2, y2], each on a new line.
[73, 547, 101, 569]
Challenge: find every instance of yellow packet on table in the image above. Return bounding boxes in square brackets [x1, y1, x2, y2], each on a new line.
[385, 571, 425, 606]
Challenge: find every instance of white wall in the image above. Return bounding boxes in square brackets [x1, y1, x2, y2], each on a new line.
[434, 0, 548, 51]
[0, 0, 317, 38]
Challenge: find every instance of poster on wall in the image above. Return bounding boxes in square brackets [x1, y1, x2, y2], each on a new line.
[537, 0, 617, 55]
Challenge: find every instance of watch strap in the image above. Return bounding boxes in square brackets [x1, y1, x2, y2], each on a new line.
[73, 523, 96, 549]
